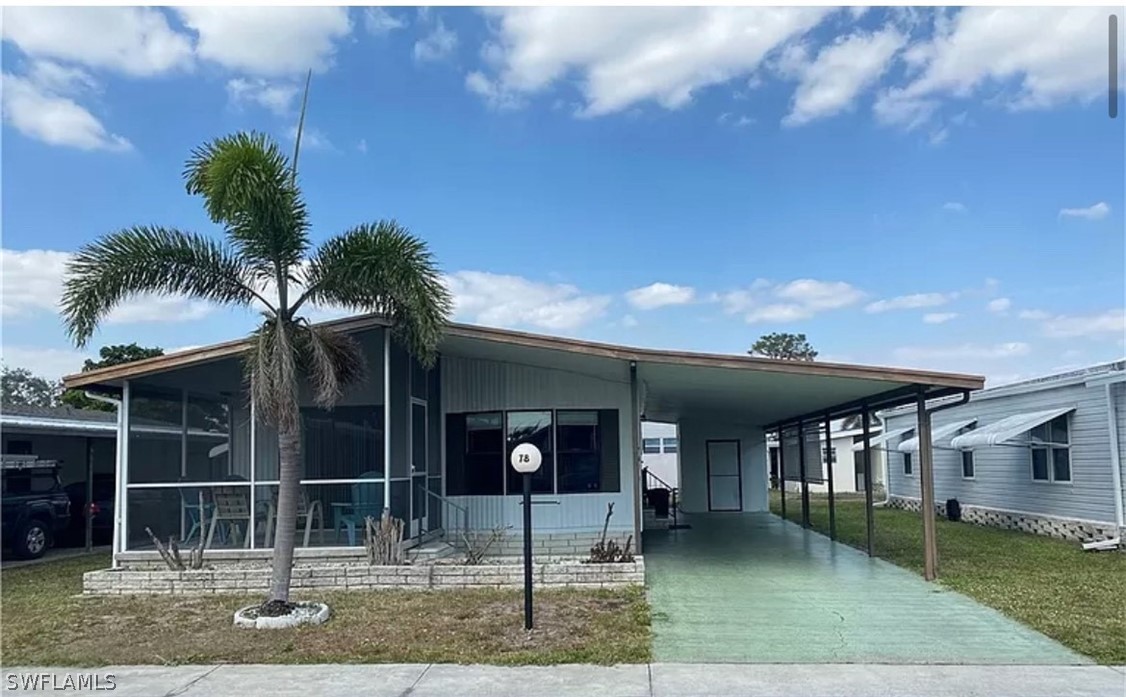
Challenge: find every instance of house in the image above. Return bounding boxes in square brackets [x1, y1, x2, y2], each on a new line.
[60, 313, 982, 567]
[766, 416, 886, 495]
[880, 360, 1126, 542]
[641, 422, 679, 490]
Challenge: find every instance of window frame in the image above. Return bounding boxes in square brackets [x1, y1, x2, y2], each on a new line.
[642, 438, 662, 455]
[902, 452, 913, 477]
[661, 437, 678, 454]
[960, 449, 975, 480]
[1029, 415, 1071, 484]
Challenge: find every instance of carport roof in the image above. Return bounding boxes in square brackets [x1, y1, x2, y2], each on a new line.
[63, 313, 984, 428]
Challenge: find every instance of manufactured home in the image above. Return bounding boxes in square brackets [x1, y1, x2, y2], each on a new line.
[61, 314, 982, 566]
[880, 361, 1126, 542]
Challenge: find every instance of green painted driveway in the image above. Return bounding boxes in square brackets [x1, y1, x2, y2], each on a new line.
[644, 513, 1090, 664]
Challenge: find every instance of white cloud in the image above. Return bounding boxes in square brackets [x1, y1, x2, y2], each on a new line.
[1, 7, 193, 77]
[0, 345, 91, 381]
[923, 312, 958, 324]
[176, 7, 352, 76]
[468, 7, 832, 116]
[226, 78, 300, 116]
[465, 71, 522, 110]
[721, 278, 864, 323]
[0, 72, 131, 152]
[621, 314, 639, 328]
[1059, 202, 1110, 221]
[364, 8, 406, 36]
[987, 297, 1011, 313]
[625, 282, 696, 310]
[865, 292, 952, 313]
[942, 201, 967, 213]
[783, 26, 905, 126]
[414, 19, 458, 63]
[0, 248, 216, 325]
[286, 124, 333, 151]
[1018, 309, 1050, 321]
[875, 7, 1109, 130]
[717, 112, 754, 127]
[1037, 309, 1125, 339]
[893, 342, 1031, 362]
[443, 271, 610, 331]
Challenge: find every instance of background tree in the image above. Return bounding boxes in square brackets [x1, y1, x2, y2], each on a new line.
[61, 130, 451, 607]
[749, 332, 818, 361]
[1, 366, 61, 407]
[60, 343, 164, 411]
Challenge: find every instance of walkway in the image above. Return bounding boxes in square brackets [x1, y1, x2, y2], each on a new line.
[3, 664, 1121, 696]
[644, 513, 1089, 664]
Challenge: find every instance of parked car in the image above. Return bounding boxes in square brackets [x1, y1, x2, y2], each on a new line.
[63, 476, 115, 546]
[1, 457, 72, 559]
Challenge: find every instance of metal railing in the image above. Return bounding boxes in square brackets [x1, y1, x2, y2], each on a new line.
[641, 467, 682, 529]
[419, 484, 469, 547]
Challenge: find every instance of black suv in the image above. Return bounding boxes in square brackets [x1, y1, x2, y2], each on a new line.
[1, 457, 72, 559]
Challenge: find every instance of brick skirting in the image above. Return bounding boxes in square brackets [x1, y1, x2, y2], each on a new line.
[886, 495, 1123, 543]
[82, 558, 645, 596]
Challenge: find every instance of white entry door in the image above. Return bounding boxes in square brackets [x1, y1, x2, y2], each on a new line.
[707, 440, 743, 512]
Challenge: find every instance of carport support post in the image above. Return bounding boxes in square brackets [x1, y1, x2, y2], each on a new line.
[776, 428, 786, 520]
[630, 361, 642, 551]
[916, 390, 938, 581]
[824, 414, 836, 541]
[797, 420, 810, 528]
[85, 436, 95, 553]
[862, 408, 875, 557]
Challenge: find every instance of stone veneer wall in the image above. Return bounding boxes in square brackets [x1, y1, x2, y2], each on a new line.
[886, 495, 1123, 543]
[83, 558, 645, 596]
[457, 530, 635, 557]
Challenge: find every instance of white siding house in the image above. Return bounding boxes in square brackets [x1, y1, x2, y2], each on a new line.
[640, 422, 678, 490]
[881, 361, 1126, 542]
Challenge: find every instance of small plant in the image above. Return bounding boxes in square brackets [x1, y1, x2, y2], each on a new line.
[461, 525, 510, 565]
[145, 492, 206, 570]
[587, 502, 635, 563]
[364, 509, 405, 565]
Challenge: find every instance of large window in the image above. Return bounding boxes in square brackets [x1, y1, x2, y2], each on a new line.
[446, 409, 620, 496]
[1030, 415, 1070, 482]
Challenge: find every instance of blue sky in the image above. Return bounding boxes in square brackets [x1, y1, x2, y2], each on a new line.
[1, 6, 1123, 386]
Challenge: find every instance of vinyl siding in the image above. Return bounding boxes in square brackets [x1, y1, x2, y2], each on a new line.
[884, 381, 1117, 524]
[441, 354, 635, 534]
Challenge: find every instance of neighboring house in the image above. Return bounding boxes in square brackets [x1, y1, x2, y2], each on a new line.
[60, 314, 980, 567]
[880, 360, 1126, 542]
[1, 405, 118, 491]
[767, 417, 886, 495]
[641, 422, 678, 490]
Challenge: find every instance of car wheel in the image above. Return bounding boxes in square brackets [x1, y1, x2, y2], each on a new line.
[13, 520, 49, 560]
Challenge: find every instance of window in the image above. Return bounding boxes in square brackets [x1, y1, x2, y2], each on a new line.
[662, 438, 678, 454]
[822, 446, 836, 464]
[447, 410, 620, 496]
[642, 438, 661, 454]
[1030, 415, 1070, 482]
[903, 452, 913, 476]
[506, 411, 554, 495]
[961, 450, 975, 479]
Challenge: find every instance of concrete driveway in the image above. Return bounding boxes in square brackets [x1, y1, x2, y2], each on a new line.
[643, 513, 1090, 664]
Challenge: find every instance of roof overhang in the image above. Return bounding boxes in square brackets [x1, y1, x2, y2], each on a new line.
[949, 407, 1075, 450]
[849, 425, 915, 452]
[897, 418, 978, 453]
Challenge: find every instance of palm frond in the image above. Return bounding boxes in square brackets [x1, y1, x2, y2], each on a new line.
[183, 132, 310, 280]
[296, 321, 367, 407]
[61, 227, 258, 347]
[246, 317, 301, 433]
[297, 220, 452, 365]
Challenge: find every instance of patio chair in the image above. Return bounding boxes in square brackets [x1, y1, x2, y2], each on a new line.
[179, 487, 214, 544]
[261, 488, 325, 548]
[204, 486, 254, 549]
[333, 472, 383, 546]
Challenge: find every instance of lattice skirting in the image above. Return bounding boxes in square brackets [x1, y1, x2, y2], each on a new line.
[886, 495, 1123, 544]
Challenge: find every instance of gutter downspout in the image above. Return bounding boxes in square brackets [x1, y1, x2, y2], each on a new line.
[85, 391, 122, 569]
[1105, 384, 1124, 531]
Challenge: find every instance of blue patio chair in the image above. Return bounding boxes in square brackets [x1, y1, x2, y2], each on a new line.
[333, 472, 383, 546]
[180, 486, 214, 544]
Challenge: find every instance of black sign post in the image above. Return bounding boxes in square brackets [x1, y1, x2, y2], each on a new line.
[510, 443, 542, 631]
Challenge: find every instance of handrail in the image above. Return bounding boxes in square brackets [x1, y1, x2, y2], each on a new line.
[642, 467, 676, 492]
[419, 484, 469, 543]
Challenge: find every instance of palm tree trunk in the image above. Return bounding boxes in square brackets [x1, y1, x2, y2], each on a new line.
[268, 420, 302, 602]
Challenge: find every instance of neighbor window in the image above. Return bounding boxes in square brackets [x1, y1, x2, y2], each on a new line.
[1030, 415, 1070, 482]
[642, 438, 661, 454]
[903, 452, 913, 476]
[961, 450, 975, 479]
[662, 438, 678, 454]
[446, 409, 619, 496]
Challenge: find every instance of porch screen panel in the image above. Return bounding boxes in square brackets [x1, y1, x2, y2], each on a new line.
[781, 427, 802, 482]
[128, 385, 187, 483]
[803, 427, 825, 484]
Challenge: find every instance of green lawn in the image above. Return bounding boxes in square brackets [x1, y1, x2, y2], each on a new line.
[771, 491, 1126, 664]
[1, 554, 650, 666]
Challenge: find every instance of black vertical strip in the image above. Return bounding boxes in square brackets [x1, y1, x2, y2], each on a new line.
[1112, 15, 1119, 118]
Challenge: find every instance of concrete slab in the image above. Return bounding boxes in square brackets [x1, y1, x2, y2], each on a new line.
[414, 664, 650, 697]
[187, 664, 429, 696]
[1, 665, 217, 697]
[644, 513, 1089, 664]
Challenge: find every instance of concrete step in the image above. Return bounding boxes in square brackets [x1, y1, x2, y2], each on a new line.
[411, 539, 458, 562]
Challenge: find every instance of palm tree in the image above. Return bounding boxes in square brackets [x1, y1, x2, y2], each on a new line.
[60, 130, 452, 604]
